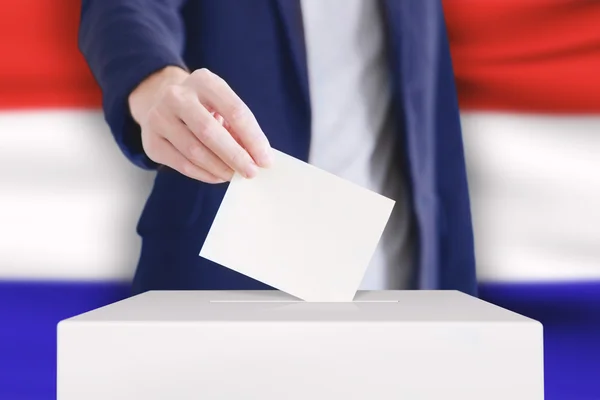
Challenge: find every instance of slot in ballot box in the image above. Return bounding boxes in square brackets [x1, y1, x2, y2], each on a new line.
[57, 290, 544, 399]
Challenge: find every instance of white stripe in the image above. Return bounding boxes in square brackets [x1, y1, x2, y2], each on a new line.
[3, 109, 598, 283]
[462, 112, 600, 282]
[0, 109, 155, 281]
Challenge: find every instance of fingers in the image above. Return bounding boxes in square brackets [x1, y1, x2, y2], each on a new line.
[162, 118, 234, 182]
[174, 91, 260, 179]
[212, 112, 224, 126]
[147, 135, 225, 184]
[187, 69, 273, 168]
[141, 68, 274, 184]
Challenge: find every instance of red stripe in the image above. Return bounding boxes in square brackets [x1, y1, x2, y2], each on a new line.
[0, 0, 102, 109]
[443, 0, 600, 114]
[3, 0, 599, 113]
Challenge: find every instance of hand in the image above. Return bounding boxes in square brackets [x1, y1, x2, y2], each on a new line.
[128, 66, 273, 183]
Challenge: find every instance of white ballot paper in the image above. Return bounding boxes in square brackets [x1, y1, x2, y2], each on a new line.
[199, 149, 395, 302]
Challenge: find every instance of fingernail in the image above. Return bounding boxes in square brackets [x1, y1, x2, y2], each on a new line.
[257, 147, 274, 168]
[244, 162, 259, 179]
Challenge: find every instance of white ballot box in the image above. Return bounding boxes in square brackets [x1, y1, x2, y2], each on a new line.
[57, 290, 544, 399]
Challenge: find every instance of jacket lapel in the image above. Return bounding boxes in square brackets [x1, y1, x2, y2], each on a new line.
[380, 0, 444, 289]
[380, 0, 439, 188]
[273, 0, 311, 113]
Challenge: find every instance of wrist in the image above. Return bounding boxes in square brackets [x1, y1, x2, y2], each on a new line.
[128, 65, 189, 124]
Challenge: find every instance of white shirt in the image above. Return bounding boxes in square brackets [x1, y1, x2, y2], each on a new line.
[301, 0, 415, 289]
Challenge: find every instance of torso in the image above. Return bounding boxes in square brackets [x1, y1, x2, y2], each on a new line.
[300, 0, 414, 289]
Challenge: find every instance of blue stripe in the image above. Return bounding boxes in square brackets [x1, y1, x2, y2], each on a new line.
[1, 280, 598, 399]
[479, 281, 600, 400]
[0, 281, 130, 400]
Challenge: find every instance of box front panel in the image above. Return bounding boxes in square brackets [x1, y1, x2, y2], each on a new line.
[57, 321, 543, 399]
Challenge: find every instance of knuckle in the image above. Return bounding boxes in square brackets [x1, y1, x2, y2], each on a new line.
[181, 161, 197, 177]
[162, 84, 183, 105]
[195, 123, 217, 142]
[144, 106, 162, 126]
[228, 103, 252, 124]
[229, 147, 246, 166]
[191, 68, 213, 83]
[188, 145, 203, 159]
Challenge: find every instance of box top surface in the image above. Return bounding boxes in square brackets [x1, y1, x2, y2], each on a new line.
[63, 290, 536, 324]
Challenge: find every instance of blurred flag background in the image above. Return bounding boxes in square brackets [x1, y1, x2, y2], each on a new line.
[0, 1, 154, 397]
[444, 1, 600, 399]
[0, 1, 598, 399]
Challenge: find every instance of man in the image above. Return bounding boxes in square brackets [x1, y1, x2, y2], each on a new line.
[79, 0, 477, 296]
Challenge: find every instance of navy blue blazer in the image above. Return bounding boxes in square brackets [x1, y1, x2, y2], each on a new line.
[79, 0, 477, 296]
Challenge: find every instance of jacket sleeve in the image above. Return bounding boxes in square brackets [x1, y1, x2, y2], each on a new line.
[78, 0, 188, 169]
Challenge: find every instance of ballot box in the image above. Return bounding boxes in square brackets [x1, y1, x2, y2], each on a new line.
[57, 290, 544, 399]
